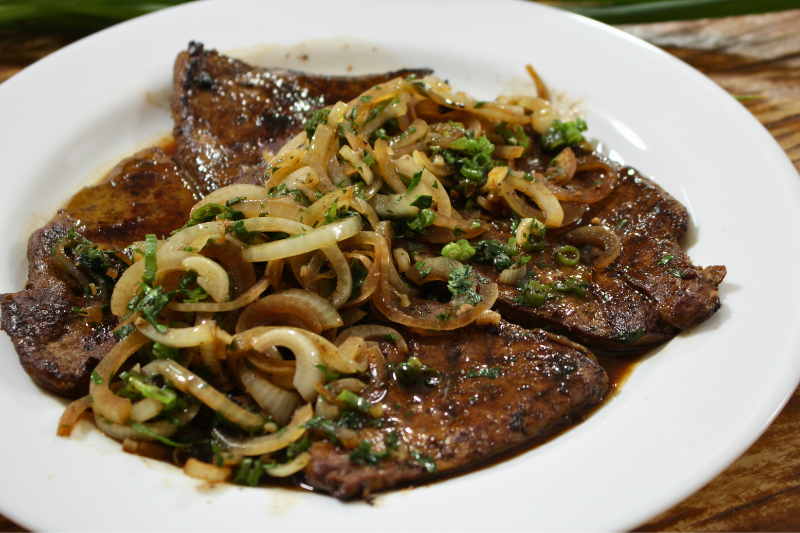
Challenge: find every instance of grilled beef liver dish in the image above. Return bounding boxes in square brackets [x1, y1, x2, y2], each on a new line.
[0, 43, 722, 497]
[305, 320, 607, 498]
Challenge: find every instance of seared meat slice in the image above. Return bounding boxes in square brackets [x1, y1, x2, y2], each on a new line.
[304, 320, 608, 499]
[172, 42, 431, 194]
[477, 168, 725, 352]
[0, 148, 198, 397]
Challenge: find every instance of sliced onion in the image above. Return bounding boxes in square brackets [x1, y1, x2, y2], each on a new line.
[476, 310, 502, 327]
[265, 148, 307, 189]
[339, 145, 373, 184]
[296, 329, 368, 374]
[516, 217, 547, 244]
[95, 402, 199, 442]
[350, 197, 380, 229]
[412, 149, 454, 178]
[196, 312, 231, 390]
[335, 325, 408, 355]
[142, 359, 265, 431]
[134, 319, 215, 348]
[480, 165, 508, 193]
[169, 275, 269, 313]
[264, 452, 311, 478]
[237, 199, 307, 222]
[390, 119, 430, 152]
[180, 255, 229, 303]
[111, 251, 203, 316]
[368, 193, 423, 219]
[278, 289, 343, 330]
[393, 248, 411, 273]
[373, 250, 499, 330]
[546, 147, 577, 186]
[341, 252, 380, 309]
[374, 139, 406, 193]
[501, 174, 563, 227]
[241, 217, 362, 262]
[57, 395, 93, 437]
[543, 159, 618, 204]
[393, 157, 452, 217]
[89, 331, 151, 425]
[184, 458, 232, 483]
[240, 368, 302, 425]
[236, 327, 324, 401]
[566, 225, 622, 270]
[213, 403, 312, 457]
[498, 264, 528, 285]
[191, 184, 268, 215]
[236, 294, 324, 334]
[306, 124, 337, 192]
[493, 145, 525, 160]
[130, 397, 164, 423]
[161, 222, 227, 253]
[301, 187, 353, 229]
[340, 308, 367, 327]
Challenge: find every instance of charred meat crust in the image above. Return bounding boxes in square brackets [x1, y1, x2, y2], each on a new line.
[0, 148, 197, 397]
[481, 168, 725, 352]
[304, 321, 607, 499]
[172, 41, 432, 194]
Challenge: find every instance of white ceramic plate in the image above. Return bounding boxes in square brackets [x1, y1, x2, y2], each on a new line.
[1, 0, 798, 530]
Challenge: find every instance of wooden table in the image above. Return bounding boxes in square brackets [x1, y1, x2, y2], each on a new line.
[1, 9, 799, 532]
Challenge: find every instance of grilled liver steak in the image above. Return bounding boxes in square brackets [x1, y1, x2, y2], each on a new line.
[475, 168, 725, 352]
[0, 148, 197, 396]
[172, 42, 431, 194]
[305, 320, 607, 499]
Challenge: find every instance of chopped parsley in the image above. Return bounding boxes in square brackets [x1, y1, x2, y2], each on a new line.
[466, 366, 502, 379]
[447, 264, 482, 306]
[348, 431, 400, 466]
[304, 108, 330, 139]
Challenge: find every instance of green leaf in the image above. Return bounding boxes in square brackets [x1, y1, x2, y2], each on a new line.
[550, 0, 800, 24]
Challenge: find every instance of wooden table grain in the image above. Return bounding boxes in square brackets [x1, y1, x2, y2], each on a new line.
[1, 9, 799, 532]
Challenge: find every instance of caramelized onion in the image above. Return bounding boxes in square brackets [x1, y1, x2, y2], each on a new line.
[500, 174, 563, 227]
[184, 458, 232, 483]
[212, 403, 312, 457]
[142, 359, 265, 431]
[566, 225, 622, 269]
[240, 368, 302, 425]
[57, 395, 93, 437]
[191, 184, 268, 215]
[335, 325, 408, 355]
[241, 217, 362, 262]
[89, 331, 150, 425]
[264, 453, 311, 478]
[543, 159, 618, 204]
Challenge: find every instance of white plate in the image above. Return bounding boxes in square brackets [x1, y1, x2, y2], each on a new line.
[0, 0, 798, 530]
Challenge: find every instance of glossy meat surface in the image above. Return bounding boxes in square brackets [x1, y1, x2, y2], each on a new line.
[305, 320, 607, 498]
[0, 148, 197, 396]
[479, 168, 725, 352]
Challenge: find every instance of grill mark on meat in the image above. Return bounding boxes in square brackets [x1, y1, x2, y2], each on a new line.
[304, 321, 607, 499]
[0, 148, 197, 397]
[172, 42, 432, 194]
